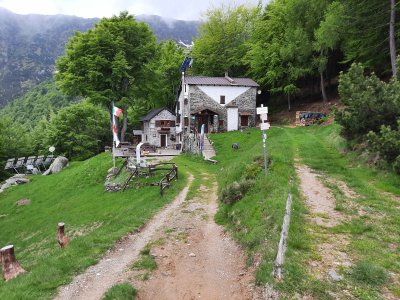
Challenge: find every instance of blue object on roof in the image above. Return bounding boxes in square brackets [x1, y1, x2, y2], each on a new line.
[180, 57, 192, 73]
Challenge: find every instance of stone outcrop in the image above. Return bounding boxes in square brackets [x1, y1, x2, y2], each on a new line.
[42, 156, 69, 176]
[0, 174, 30, 193]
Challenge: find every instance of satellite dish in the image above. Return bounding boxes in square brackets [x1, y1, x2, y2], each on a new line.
[49, 146, 55, 153]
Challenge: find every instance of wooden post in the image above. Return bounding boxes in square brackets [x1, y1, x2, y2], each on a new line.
[1, 245, 26, 281]
[175, 166, 178, 180]
[274, 177, 293, 280]
[57, 222, 69, 248]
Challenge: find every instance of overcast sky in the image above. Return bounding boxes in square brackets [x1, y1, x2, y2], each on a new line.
[0, 0, 266, 20]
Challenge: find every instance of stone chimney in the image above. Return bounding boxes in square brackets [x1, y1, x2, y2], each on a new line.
[224, 71, 235, 84]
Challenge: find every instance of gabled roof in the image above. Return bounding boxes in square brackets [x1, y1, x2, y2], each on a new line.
[140, 107, 175, 122]
[184, 76, 259, 87]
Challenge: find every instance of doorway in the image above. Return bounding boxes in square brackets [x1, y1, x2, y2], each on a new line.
[160, 134, 167, 147]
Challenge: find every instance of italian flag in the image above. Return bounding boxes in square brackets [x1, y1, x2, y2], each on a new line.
[113, 105, 123, 117]
[112, 106, 122, 147]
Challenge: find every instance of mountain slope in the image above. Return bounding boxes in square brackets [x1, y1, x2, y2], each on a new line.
[0, 8, 199, 108]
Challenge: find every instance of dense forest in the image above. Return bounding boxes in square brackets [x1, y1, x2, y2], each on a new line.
[1, 0, 400, 180]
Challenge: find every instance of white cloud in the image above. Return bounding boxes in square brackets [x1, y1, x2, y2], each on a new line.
[0, 0, 264, 20]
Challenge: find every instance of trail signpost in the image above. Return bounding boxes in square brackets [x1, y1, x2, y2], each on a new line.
[257, 104, 270, 175]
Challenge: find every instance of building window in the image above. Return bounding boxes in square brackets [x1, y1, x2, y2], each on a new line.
[241, 115, 249, 127]
[184, 117, 189, 126]
[155, 120, 176, 127]
[219, 119, 224, 127]
[220, 95, 225, 104]
[184, 98, 188, 105]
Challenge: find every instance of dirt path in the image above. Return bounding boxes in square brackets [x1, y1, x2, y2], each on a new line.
[54, 171, 256, 300]
[54, 174, 194, 300]
[123, 174, 256, 299]
[296, 164, 352, 284]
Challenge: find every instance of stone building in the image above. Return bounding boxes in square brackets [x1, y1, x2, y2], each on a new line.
[135, 108, 176, 148]
[175, 73, 259, 149]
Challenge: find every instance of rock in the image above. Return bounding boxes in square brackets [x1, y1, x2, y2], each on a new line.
[1, 182, 11, 190]
[189, 253, 196, 257]
[6, 176, 30, 185]
[43, 156, 69, 175]
[328, 269, 343, 282]
[16, 199, 31, 206]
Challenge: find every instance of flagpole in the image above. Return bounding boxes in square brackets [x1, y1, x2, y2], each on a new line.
[112, 101, 115, 170]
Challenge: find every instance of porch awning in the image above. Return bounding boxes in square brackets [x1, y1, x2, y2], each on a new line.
[191, 108, 219, 115]
[239, 112, 252, 116]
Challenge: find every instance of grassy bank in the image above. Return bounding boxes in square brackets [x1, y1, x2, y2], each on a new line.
[0, 153, 187, 299]
[211, 125, 400, 298]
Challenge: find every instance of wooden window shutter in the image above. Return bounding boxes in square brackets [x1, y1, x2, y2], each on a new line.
[220, 95, 225, 104]
[155, 120, 161, 127]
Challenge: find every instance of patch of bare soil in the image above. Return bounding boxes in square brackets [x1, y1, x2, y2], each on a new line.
[325, 178, 359, 199]
[125, 178, 258, 300]
[54, 175, 194, 300]
[296, 164, 352, 288]
[269, 97, 341, 126]
[296, 164, 346, 227]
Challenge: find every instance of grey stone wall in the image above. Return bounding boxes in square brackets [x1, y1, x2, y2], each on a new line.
[229, 87, 257, 128]
[186, 85, 257, 131]
[142, 109, 176, 147]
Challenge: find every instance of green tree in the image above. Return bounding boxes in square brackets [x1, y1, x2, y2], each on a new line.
[44, 102, 111, 160]
[314, 1, 344, 103]
[0, 117, 31, 179]
[192, 4, 261, 77]
[339, 0, 396, 74]
[56, 11, 157, 141]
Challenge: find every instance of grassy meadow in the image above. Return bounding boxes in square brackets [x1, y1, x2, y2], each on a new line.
[0, 153, 187, 299]
[211, 125, 400, 299]
[0, 124, 399, 299]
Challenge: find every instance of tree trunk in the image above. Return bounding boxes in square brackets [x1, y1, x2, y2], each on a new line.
[57, 222, 69, 248]
[390, 0, 397, 78]
[120, 109, 128, 142]
[320, 71, 328, 104]
[287, 94, 291, 111]
[1, 245, 26, 281]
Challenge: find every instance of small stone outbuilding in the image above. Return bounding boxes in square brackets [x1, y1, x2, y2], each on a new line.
[135, 108, 176, 148]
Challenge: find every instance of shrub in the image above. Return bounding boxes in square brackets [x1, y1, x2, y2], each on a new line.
[336, 63, 400, 138]
[243, 156, 264, 179]
[367, 119, 400, 174]
[219, 179, 255, 205]
[350, 260, 388, 287]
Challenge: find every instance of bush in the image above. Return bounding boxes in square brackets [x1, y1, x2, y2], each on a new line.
[219, 179, 255, 205]
[350, 260, 388, 287]
[336, 63, 400, 138]
[367, 119, 400, 174]
[243, 156, 264, 179]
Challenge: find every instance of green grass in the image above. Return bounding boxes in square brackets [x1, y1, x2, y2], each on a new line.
[1, 124, 399, 299]
[102, 283, 136, 300]
[210, 125, 400, 299]
[131, 247, 157, 272]
[0, 152, 186, 299]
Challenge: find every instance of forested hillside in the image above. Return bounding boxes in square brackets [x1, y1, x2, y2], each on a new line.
[0, 8, 199, 107]
[0, 80, 79, 128]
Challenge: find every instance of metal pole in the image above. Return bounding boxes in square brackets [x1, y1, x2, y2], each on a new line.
[263, 130, 267, 175]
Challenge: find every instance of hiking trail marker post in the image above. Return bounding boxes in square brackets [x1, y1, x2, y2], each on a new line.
[257, 105, 270, 176]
